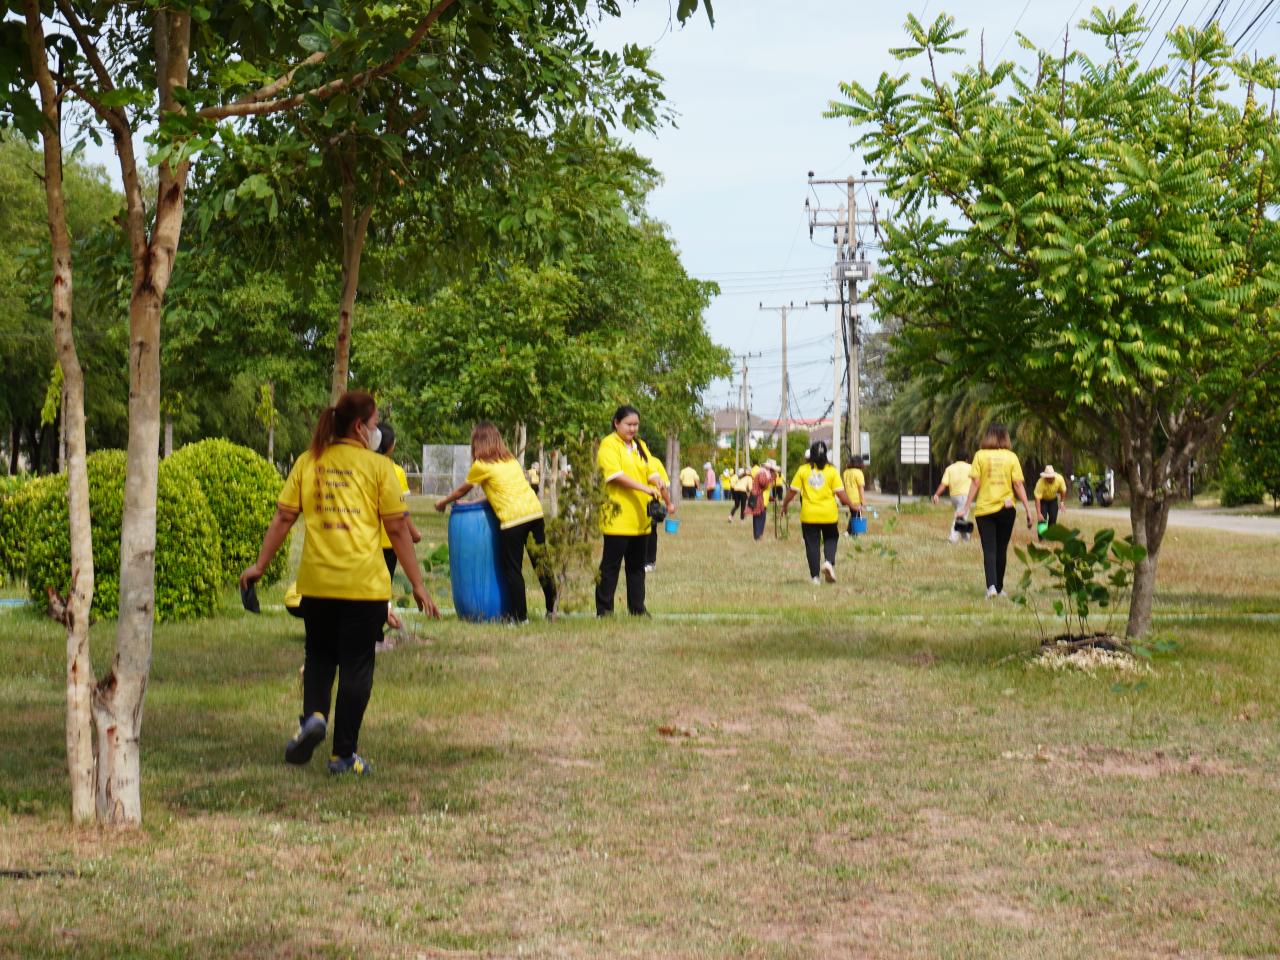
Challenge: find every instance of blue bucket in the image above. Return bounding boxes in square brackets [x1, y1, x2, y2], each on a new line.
[664, 517, 680, 534]
[709, 483, 723, 501]
[447, 502, 509, 622]
[850, 516, 868, 535]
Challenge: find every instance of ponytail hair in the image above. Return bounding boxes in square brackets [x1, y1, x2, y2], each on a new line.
[612, 404, 640, 427]
[310, 390, 377, 460]
[809, 440, 829, 470]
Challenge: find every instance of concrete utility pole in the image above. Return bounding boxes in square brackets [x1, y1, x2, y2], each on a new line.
[760, 301, 808, 487]
[806, 172, 887, 466]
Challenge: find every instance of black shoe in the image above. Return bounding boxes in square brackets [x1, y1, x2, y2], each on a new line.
[284, 713, 326, 765]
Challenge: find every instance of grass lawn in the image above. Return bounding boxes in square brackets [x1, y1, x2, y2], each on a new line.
[1, 498, 1278, 959]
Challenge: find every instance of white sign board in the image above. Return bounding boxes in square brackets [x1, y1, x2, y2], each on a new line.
[860, 431, 872, 465]
[899, 435, 931, 466]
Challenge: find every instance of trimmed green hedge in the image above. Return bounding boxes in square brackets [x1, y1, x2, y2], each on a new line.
[167, 439, 286, 585]
[0, 474, 58, 584]
[25, 450, 223, 621]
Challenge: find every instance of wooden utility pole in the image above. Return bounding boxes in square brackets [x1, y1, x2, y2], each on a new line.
[806, 172, 888, 465]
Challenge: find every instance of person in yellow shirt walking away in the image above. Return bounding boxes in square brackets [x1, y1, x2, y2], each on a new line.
[240, 391, 440, 776]
[956, 425, 1033, 598]
[747, 460, 776, 541]
[782, 441, 857, 583]
[435, 422, 557, 623]
[1033, 465, 1068, 538]
[841, 457, 866, 533]
[376, 424, 422, 581]
[679, 464, 699, 500]
[596, 405, 668, 616]
[933, 456, 973, 543]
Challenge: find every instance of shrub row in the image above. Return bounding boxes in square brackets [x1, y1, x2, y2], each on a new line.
[1, 440, 285, 621]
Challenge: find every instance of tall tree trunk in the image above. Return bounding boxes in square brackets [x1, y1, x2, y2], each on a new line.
[266, 380, 275, 464]
[92, 8, 192, 827]
[549, 450, 561, 519]
[8, 424, 18, 475]
[1126, 490, 1170, 638]
[25, 0, 98, 823]
[163, 417, 173, 458]
[330, 174, 374, 403]
[515, 422, 527, 463]
[667, 433, 680, 504]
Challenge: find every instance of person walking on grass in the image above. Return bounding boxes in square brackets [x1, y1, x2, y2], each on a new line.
[956, 424, 1033, 599]
[747, 461, 776, 541]
[376, 423, 422, 582]
[727, 468, 749, 522]
[1034, 465, 1068, 538]
[704, 462, 717, 498]
[596, 405, 668, 616]
[782, 441, 857, 584]
[932, 456, 973, 543]
[435, 422, 558, 623]
[240, 391, 440, 777]
[679, 464, 699, 500]
[842, 457, 867, 532]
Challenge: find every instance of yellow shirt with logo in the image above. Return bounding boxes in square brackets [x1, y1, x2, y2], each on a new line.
[941, 461, 972, 496]
[278, 439, 405, 601]
[379, 461, 411, 549]
[790, 463, 845, 524]
[466, 457, 544, 529]
[842, 467, 866, 506]
[971, 448, 1025, 518]
[679, 466, 698, 488]
[1034, 475, 1067, 502]
[598, 433, 662, 536]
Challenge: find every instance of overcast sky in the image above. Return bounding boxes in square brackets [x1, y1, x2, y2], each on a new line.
[594, 0, 1280, 423]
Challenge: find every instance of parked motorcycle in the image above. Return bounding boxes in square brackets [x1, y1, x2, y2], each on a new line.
[1073, 472, 1113, 508]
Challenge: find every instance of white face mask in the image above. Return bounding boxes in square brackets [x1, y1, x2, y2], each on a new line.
[364, 422, 382, 452]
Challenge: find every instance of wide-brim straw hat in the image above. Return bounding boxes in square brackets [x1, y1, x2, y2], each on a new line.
[1040, 465, 1057, 479]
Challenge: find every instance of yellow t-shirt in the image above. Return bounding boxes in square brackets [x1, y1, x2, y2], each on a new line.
[679, 466, 698, 488]
[733, 474, 752, 494]
[1034, 475, 1067, 502]
[790, 463, 845, 524]
[466, 457, 544, 529]
[651, 456, 670, 487]
[598, 433, 662, 536]
[941, 461, 972, 496]
[527, 463, 540, 485]
[971, 448, 1025, 518]
[842, 467, 866, 506]
[278, 439, 405, 601]
[378, 461, 411, 550]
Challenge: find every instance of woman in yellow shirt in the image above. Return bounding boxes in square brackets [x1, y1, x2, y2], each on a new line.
[240, 391, 439, 776]
[435, 422, 557, 623]
[956, 424, 1033, 598]
[782, 441, 857, 583]
[596, 405, 667, 616]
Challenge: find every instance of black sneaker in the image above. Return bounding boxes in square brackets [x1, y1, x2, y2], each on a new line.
[284, 712, 326, 765]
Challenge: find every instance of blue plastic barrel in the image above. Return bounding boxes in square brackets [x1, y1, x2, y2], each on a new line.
[447, 502, 509, 622]
[710, 483, 723, 501]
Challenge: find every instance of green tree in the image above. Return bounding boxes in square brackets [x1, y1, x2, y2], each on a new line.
[831, 8, 1280, 636]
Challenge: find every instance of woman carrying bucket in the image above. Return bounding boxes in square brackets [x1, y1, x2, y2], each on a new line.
[956, 424, 1033, 598]
[434, 422, 557, 623]
[747, 461, 776, 541]
[596, 405, 666, 616]
[1033, 465, 1068, 539]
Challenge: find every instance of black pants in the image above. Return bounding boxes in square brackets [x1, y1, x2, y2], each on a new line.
[597, 533, 648, 615]
[1038, 498, 1059, 538]
[499, 517, 556, 621]
[383, 547, 397, 580]
[730, 491, 747, 518]
[681, 485, 695, 499]
[300, 597, 385, 759]
[976, 507, 1017, 591]
[801, 522, 839, 578]
[645, 524, 659, 566]
[752, 511, 767, 540]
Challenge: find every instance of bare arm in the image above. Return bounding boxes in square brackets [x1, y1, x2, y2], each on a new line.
[1013, 480, 1033, 527]
[957, 477, 980, 517]
[435, 481, 474, 512]
[836, 489, 855, 510]
[239, 506, 299, 588]
[610, 474, 659, 497]
[385, 514, 439, 618]
[782, 488, 798, 513]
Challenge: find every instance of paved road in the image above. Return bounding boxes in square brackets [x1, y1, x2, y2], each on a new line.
[864, 493, 1280, 538]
